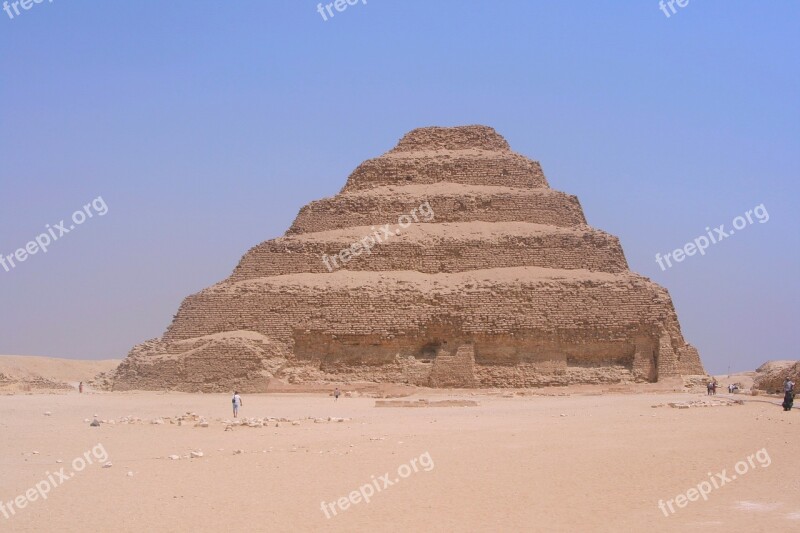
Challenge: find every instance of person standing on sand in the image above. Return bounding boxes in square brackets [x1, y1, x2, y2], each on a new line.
[783, 378, 795, 412]
[232, 391, 243, 418]
[334, 387, 340, 402]
[79, 382, 83, 393]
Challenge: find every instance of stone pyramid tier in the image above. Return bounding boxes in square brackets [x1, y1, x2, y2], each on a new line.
[110, 126, 704, 392]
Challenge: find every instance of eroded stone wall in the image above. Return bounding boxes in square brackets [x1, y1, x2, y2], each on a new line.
[229, 226, 628, 280]
[287, 186, 586, 235]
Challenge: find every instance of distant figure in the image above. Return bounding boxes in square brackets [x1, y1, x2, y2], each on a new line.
[232, 391, 243, 418]
[707, 381, 714, 396]
[711, 380, 718, 395]
[334, 387, 340, 402]
[79, 381, 84, 394]
[728, 383, 735, 394]
[783, 378, 795, 412]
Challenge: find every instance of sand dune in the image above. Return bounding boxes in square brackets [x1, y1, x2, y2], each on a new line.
[0, 355, 119, 384]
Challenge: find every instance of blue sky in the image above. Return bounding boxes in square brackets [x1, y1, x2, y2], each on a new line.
[0, 1, 797, 374]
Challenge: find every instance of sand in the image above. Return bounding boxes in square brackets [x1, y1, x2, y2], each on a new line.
[1, 385, 797, 532]
[0, 356, 120, 384]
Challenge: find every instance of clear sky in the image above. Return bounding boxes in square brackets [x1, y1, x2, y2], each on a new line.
[0, 1, 797, 374]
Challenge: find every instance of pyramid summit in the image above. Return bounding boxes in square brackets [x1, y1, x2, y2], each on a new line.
[110, 125, 705, 391]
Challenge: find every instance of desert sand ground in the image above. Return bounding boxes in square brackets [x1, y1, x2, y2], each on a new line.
[1, 384, 797, 532]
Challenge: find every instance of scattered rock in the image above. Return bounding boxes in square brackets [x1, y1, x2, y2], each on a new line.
[667, 399, 741, 409]
[189, 451, 204, 459]
[375, 399, 478, 408]
[102, 462, 112, 468]
[168, 455, 181, 460]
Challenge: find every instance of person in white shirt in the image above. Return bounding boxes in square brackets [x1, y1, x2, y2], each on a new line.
[232, 391, 243, 418]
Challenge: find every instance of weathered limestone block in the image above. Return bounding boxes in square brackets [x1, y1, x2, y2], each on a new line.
[429, 344, 476, 388]
[753, 360, 800, 392]
[111, 332, 287, 392]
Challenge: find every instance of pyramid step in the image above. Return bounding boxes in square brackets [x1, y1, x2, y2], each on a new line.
[289, 184, 585, 234]
[230, 222, 628, 280]
[342, 151, 547, 192]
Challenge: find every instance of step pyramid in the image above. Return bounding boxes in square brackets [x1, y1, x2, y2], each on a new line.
[110, 126, 705, 391]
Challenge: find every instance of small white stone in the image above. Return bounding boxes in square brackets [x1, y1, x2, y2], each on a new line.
[44, 411, 52, 416]
[168, 455, 181, 460]
[102, 462, 113, 468]
[190, 451, 203, 458]
[127, 471, 134, 477]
